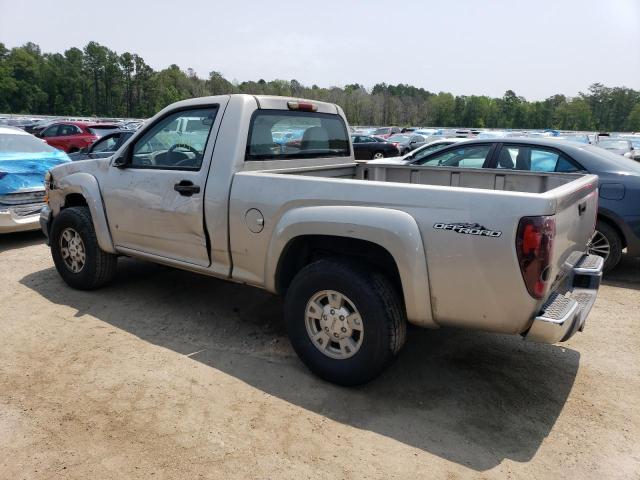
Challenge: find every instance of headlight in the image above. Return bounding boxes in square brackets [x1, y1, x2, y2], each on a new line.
[623, 152, 632, 158]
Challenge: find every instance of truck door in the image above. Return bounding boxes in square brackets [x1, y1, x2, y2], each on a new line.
[101, 101, 227, 266]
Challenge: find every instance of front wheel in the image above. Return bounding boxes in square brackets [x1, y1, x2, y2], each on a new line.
[588, 220, 622, 273]
[51, 206, 118, 290]
[284, 259, 406, 386]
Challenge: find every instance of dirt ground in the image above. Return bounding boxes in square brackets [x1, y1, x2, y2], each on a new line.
[0, 231, 639, 480]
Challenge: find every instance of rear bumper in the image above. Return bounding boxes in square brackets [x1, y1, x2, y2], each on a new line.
[0, 209, 42, 234]
[524, 254, 603, 343]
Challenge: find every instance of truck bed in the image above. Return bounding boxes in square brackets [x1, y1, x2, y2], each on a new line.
[230, 160, 598, 335]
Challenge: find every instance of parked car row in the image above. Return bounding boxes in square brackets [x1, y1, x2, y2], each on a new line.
[2, 108, 640, 276]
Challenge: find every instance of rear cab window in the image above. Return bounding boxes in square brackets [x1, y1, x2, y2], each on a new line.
[246, 110, 350, 161]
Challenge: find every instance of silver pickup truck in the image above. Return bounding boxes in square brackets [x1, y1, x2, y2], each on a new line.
[41, 94, 603, 385]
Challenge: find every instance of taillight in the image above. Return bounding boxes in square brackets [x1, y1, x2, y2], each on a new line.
[516, 216, 555, 299]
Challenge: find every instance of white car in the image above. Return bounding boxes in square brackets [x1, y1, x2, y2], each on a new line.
[366, 137, 472, 165]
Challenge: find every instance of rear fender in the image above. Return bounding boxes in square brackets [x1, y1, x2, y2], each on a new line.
[265, 206, 435, 328]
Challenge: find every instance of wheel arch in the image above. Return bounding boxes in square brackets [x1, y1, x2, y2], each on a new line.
[265, 206, 435, 328]
[597, 211, 627, 248]
[52, 172, 116, 253]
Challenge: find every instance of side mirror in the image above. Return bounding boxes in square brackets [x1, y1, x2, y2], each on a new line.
[113, 145, 132, 169]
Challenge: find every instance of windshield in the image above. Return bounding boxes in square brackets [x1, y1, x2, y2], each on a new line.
[598, 139, 629, 150]
[408, 142, 454, 162]
[373, 127, 391, 135]
[0, 133, 57, 154]
[88, 126, 119, 137]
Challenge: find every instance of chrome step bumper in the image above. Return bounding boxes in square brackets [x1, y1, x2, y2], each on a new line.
[525, 254, 603, 343]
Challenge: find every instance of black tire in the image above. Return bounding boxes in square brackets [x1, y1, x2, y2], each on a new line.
[284, 259, 406, 386]
[371, 151, 385, 160]
[51, 206, 118, 290]
[593, 220, 622, 273]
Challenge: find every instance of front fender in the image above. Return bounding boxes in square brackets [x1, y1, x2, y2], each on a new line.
[265, 206, 435, 328]
[50, 172, 116, 254]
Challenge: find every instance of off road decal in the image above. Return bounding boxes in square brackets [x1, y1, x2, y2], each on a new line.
[433, 222, 502, 237]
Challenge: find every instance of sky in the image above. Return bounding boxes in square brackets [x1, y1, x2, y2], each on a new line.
[1, 0, 639, 100]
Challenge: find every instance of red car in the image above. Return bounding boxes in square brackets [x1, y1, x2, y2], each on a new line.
[370, 126, 401, 139]
[38, 121, 120, 153]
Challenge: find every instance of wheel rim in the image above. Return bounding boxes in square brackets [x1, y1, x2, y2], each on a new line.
[588, 230, 610, 260]
[373, 153, 384, 159]
[305, 290, 364, 360]
[59, 227, 86, 273]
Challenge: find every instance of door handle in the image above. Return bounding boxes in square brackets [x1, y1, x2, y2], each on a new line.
[174, 180, 201, 196]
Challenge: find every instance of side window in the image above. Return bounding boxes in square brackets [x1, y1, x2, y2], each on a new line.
[416, 145, 492, 168]
[496, 145, 579, 172]
[41, 125, 60, 138]
[246, 110, 350, 161]
[362, 137, 376, 143]
[59, 125, 80, 136]
[556, 155, 580, 172]
[131, 107, 218, 169]
[352, 136, 362, 144]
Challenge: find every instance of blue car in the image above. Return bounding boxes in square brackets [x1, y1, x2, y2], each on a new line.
[404, 137, 640, 272]
[0, 127, 70, 233]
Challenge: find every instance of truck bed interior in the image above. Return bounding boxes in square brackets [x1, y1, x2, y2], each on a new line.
[263, 162, 585, 194]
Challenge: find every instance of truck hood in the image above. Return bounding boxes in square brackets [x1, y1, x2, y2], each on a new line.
[49, 157, 111, 179]
[0, 151, 71, 195]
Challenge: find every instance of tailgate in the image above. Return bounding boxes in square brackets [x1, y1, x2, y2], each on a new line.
[548, 174, 599, 285]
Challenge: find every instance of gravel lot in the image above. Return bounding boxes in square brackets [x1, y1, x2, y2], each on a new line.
[1, 231, 639, 479]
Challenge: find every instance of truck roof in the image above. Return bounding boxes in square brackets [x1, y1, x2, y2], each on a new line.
[167, 94, 341, 115]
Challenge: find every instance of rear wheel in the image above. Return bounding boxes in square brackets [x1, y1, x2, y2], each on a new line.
[372, 151, 385, 159]
[588, 220, 622, 273]
[285, 259, 406, 386]
[51, 206, 118, 290]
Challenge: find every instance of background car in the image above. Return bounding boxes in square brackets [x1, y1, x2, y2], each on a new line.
[68, 130, 135, 161]
[0, 127, 70, 233]
[370, 126, 401, 139]
[597, 138, 639, 160]
[405, 137, 640, 271]
[386, 133, 427, 155]
[367, 138, 471, 165]
[551, 134, 591, 145]
[351, 135, 399, 160]
[37, 121, 120, 153]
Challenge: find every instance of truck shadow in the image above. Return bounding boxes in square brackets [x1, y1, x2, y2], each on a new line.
[20, 258, 580, 471]
[603, 254, 640, 291]
[0, 230, 45, 253]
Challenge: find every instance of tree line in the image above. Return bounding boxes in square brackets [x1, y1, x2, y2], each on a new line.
[1, 41, 639, 131]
